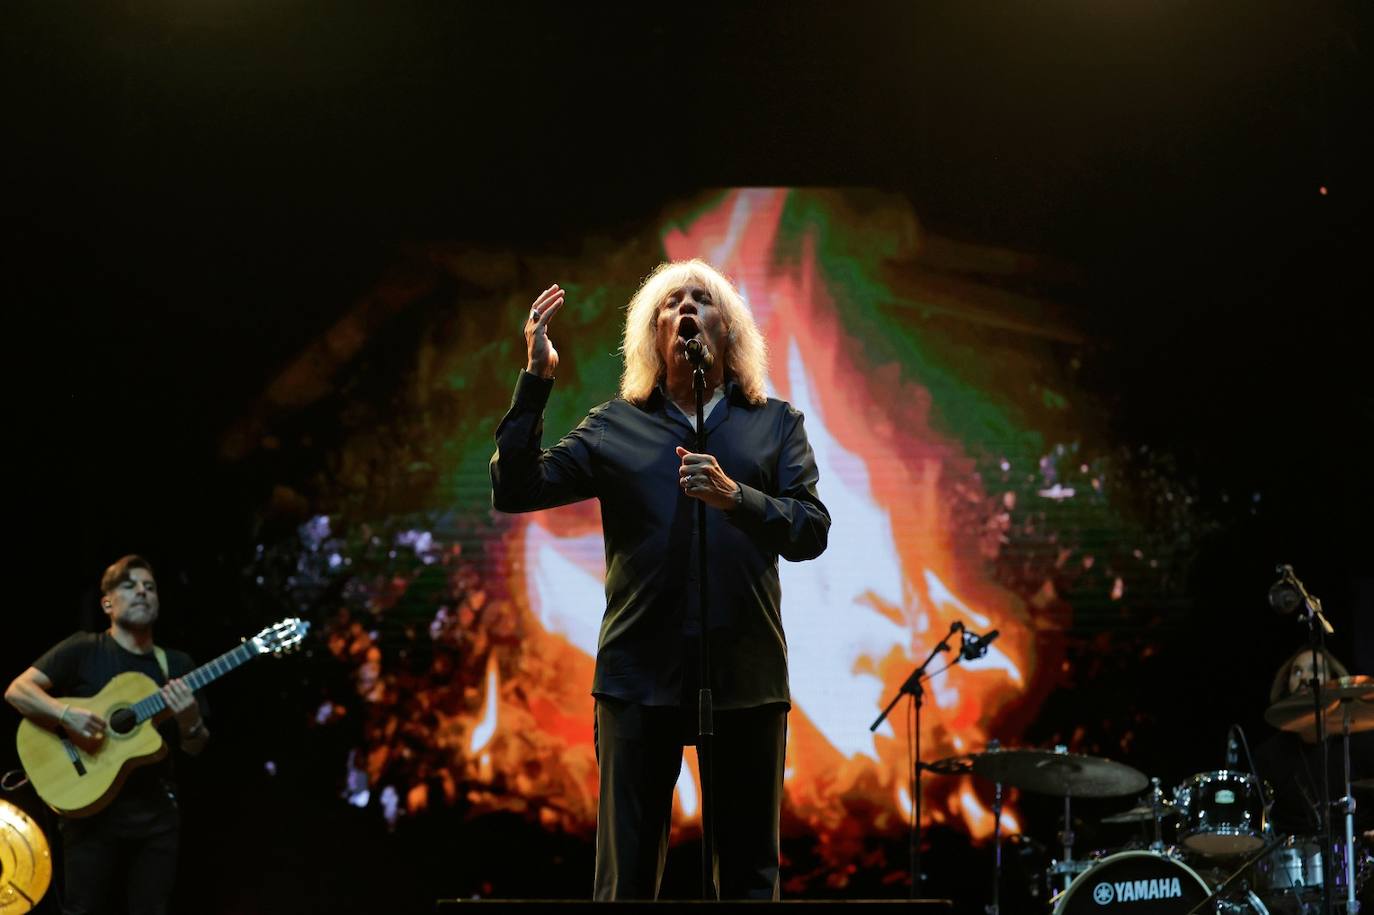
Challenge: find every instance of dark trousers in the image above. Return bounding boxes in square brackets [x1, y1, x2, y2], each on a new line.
[593, 697, 788, 900]
[60, 821, 179, 915]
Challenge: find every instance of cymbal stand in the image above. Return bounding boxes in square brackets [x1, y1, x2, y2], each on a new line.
[1147, 777, 1167, 853]
[1056, 793, 1077, 894]
[986, 740, 1004, 915]
[1339, 702, 1360, 913]
[1041, 747, 1084, 897]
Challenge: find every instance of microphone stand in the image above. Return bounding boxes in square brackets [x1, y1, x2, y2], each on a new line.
[689, 350, 718, 901]
[1280, 565, 1337, 915]
[870, 622, 967, 900]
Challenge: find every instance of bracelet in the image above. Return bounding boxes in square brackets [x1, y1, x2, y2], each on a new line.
[58, 704, 71, 725]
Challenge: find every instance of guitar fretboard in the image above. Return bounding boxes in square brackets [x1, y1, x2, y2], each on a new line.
[129, 643, 257, 723]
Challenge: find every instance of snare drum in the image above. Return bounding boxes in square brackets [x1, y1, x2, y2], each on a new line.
[1173, 770, 1268, 856]
[1054, 850, 1211, 914]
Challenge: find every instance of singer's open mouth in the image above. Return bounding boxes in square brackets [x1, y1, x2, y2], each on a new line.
[677, 315, 701, 340]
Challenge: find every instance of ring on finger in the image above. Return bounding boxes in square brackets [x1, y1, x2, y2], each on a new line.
[530, 308, 540, 321]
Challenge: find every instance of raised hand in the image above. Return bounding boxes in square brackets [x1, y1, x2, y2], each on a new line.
[526, 284, 566, 379]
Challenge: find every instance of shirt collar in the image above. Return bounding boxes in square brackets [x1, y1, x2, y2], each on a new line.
[645, 376, 747, 411]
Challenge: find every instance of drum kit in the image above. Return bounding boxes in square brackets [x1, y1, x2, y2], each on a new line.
[932, 675, 1373, 914]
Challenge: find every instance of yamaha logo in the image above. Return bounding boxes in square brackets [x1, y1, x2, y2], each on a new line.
[1092, 877, 1184, 904]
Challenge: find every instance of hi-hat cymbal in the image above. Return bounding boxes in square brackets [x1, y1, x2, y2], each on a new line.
[923, 754, 974, 776]
[1265, 675, 1374, 740]
[969, 748, 1149, 798]
[1102, 800, 1177, 824]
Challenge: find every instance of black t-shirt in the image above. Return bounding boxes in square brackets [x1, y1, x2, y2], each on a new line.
[34, 631, 205, 836]
[1253, 727, 1373, 836]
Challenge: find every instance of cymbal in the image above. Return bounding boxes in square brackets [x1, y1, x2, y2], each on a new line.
[924, 754, 974, 776]
[0, 798, 52, 914]
[969, 748, 1149, 798]
[1265, 675, 1374, 739]
[1102, 801, 1177, 824]
[1303, 675, 1374, 703]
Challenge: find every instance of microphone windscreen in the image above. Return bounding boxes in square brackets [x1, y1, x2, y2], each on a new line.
[685, 338, 714, 369]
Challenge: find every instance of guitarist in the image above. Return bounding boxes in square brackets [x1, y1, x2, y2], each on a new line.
[5, 555, 209, 915]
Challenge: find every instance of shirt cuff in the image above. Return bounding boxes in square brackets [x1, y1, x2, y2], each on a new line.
[728, 482, 767, 520]
[512, 370, 555, 412]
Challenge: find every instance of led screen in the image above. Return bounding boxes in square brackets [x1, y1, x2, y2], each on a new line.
[245, 188, 1197, 892]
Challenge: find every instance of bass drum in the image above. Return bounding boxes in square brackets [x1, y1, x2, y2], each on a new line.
[1055, 851, 1211, 914]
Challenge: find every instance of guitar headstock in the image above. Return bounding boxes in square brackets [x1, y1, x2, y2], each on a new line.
[248, 618, 310, 657]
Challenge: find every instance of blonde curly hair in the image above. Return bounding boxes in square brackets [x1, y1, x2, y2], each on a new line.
[619, 259, 768, 406]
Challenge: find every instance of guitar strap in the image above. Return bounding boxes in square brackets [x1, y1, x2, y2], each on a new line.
[153, 646, 170, 681]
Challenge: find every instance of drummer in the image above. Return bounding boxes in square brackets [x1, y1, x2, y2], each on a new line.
[1253, 647, 1372, 842]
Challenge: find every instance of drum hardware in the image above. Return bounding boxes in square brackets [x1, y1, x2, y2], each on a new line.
[1056, 792, 1079, 897]
[1103, 777, 1178, 854]
[987, 767, 1004, 915]
[1045, 855, 1095, 905]
[1180, 834, 1289, 915]
[969, 745, 1147, 899]
[928, 744, 1148, 912]
[1333, 681, 1368, 915]
[1264, 673, 1370, 914]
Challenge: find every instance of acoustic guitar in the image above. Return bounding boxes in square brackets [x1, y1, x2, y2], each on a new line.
[15, 618, 308, 817]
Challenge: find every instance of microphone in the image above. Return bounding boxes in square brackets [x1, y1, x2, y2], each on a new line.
[1225, 727, 1239, 768]
[1268, 564, 1306, 615]
[961, 629, 1000, 661]
[684, 337, 714, 370]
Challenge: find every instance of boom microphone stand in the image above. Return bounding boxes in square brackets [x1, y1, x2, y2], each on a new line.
[687, 338, 718, 901]
[871, 622, 989, 899]
[1270, 564, 1337, 915]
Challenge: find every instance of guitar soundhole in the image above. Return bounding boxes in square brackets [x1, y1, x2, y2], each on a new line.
[109, 708, 138, 736]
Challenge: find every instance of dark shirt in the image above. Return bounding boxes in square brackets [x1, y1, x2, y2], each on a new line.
[1253, 728, 1372, 836]
[491, 371, 831, 709]
[35, 631, 204, 836]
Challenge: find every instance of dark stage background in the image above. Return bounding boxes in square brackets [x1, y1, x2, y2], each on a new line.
[9, 2, 1372, 913]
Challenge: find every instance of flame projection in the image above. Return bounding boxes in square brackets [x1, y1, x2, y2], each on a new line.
[246, 188, 1207, 891]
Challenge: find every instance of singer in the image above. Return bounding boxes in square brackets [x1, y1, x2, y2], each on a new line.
[491, 259, 831, 899]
